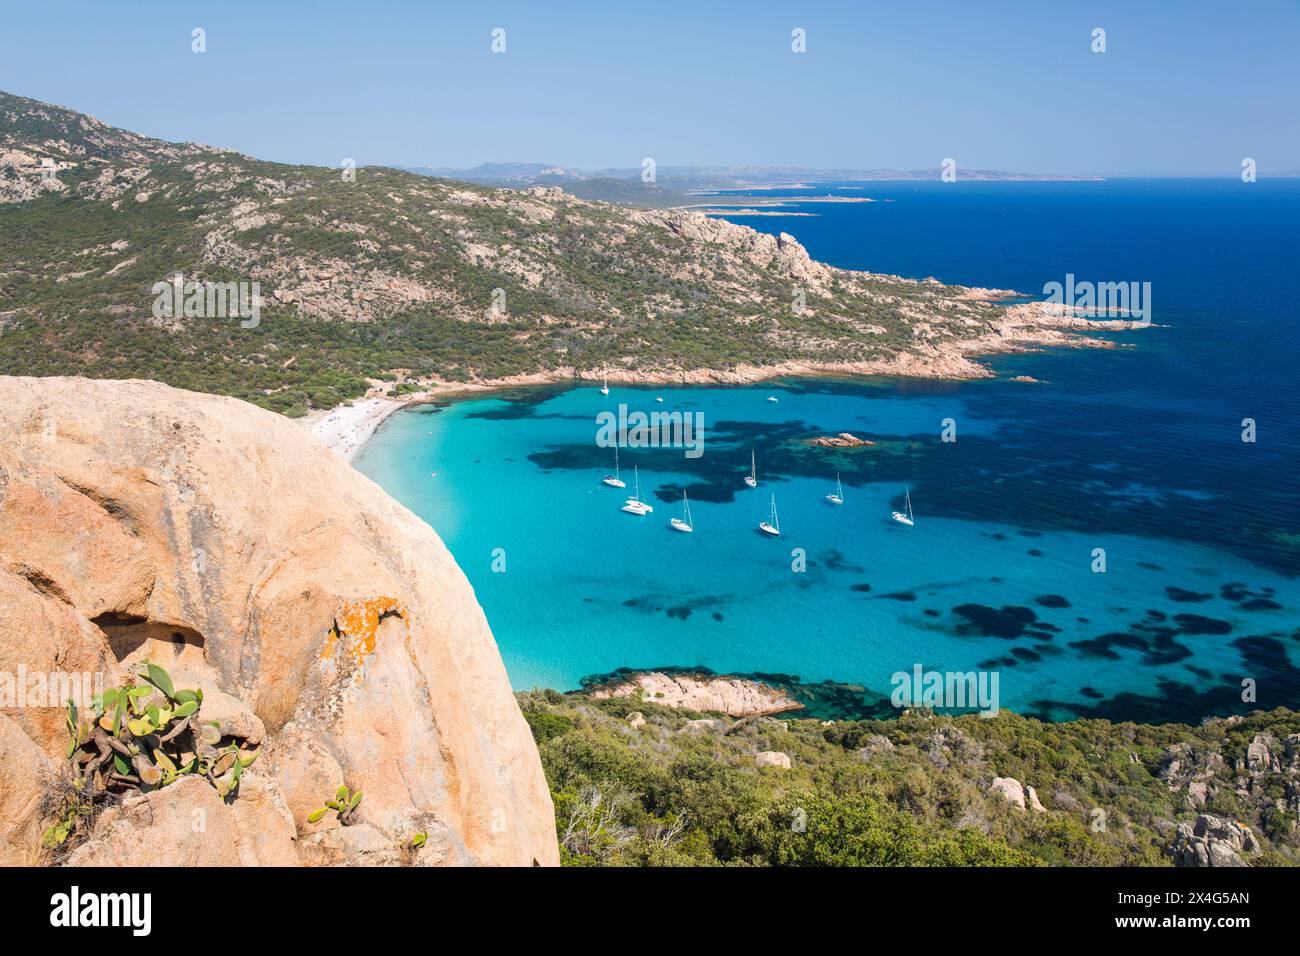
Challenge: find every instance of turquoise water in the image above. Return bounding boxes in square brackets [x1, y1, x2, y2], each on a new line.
[357, 180, 1300, 723]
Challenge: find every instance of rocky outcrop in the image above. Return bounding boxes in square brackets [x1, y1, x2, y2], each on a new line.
[1025, 785, 1047, 813]
[807, 433, 874, 448]
[0, 377, 558, 866]
[1245, 733, 1286, 773]
[678, 719, 721, 733]
[1158, 741, 1227, 808]
[1172, 814, 1259, 867]
[636, 210, 836, 293]
[986, 776, 1045, 812]
[755, 751, 792, 770]
[856, 735, 895, 761]
[587, 671, 802, 717]
[924, 726, 984, 769]
[988, 776, 1027, 810]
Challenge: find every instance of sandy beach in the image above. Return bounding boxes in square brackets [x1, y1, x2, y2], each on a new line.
[300, 371, 575, 461]
[301, 396, 408, 463]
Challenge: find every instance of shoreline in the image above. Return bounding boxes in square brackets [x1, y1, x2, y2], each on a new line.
[301, 370, 587, 462]
[303, 305, 1140, 462]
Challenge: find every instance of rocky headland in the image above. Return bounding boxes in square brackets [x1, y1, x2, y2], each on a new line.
[2, 90, 1141, 422]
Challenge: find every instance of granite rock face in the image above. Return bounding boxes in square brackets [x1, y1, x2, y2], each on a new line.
[0, 376, 558, 866]
[1172, 814, 1259, 867]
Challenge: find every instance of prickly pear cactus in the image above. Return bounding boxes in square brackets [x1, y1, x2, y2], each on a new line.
[307, 784, 364, 826]
[59, 661, 258, 801]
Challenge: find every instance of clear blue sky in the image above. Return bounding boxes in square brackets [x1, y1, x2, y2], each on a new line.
[2, 0, 1297, 175]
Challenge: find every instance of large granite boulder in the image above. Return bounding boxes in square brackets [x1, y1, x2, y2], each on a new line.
[988, 776, 1027, 810]
[0, 376, 557, 866]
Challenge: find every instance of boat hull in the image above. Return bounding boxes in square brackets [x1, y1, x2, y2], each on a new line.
[758, 522, 780, 536]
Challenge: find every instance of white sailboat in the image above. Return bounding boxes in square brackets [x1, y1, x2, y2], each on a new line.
[621, 466, 653, 515]
[743, 449, 758, 488]
[825, 472, 844, 506]
[669, 490, 694, 533]
[891, 487, 915, 526]
[599, 371, 609, 396]
[758, 494, 781, 536]
[601, 446, 626, 488]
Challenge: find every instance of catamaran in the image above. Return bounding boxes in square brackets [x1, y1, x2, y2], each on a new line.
[599, 371, 609, 396]
[758, 494, 781, 536]
[669, 490, 694, 533]
[743, 450, 758, 488]
[891, 487, 915, 526]
[825, 472, 844, 506]
[601, 446, 626, 488]
[621, 466, 653, 515]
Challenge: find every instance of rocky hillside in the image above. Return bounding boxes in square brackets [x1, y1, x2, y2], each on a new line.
[524, 689, 1300, 867]
[0, 91, 1120, 416]
[0, 376, 557, 866]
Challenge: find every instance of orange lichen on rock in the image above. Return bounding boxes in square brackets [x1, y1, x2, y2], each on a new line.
[320, 596, 410, 667]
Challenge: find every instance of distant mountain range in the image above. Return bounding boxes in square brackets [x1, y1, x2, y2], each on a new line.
[402, 161, 1103, 186]
[394, 162, 1103, 206]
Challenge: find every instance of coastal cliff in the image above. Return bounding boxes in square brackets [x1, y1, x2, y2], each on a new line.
[0, 376, 558, 866]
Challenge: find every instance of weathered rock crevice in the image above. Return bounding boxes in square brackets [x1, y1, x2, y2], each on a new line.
[9, 562, 74, 604]
[95, 617, 208, 671]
